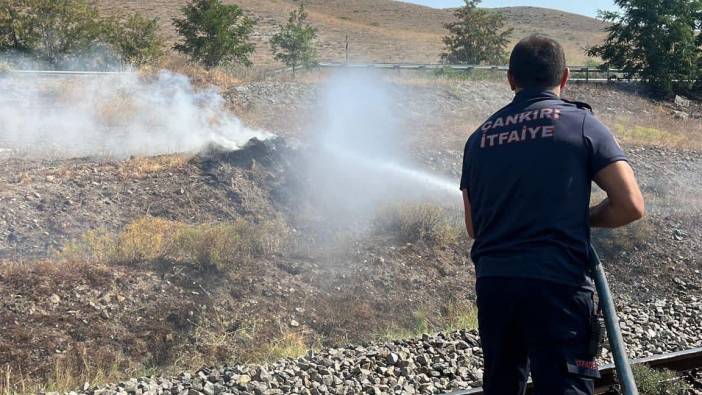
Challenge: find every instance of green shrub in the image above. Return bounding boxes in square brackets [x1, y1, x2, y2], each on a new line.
[631, 364, 689, 395]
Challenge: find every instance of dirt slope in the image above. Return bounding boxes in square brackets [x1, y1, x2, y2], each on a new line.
[92, 0, 605, 65]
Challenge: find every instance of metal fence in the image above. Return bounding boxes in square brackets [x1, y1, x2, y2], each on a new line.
[317, 62, 633, 82]
[3, 64, 635, 83]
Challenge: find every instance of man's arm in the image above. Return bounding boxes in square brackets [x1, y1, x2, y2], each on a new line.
[590, 161, 645, 228]
[462, 189, 475, 239]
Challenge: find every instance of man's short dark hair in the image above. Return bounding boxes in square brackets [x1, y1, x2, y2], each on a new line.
[509, 35, 566, 89]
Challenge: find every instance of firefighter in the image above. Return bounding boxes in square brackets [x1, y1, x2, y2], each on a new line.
[460, 34, 645, 395]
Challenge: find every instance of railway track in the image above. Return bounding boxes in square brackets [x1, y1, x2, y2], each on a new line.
[445, 347, 702, 395]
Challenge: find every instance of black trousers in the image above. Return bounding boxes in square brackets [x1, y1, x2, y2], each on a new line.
[476, 277, 600, 395]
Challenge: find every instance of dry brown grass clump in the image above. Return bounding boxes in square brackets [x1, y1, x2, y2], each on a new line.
[373, 202, 464, 248]
[120, 154, 191, 178]
[1, 347, 145, 395]
[59, 216, 289, 271]
[612, 119, 702, 150]
[175, 220, 288, 271]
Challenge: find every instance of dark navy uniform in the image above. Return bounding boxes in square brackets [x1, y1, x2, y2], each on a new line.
[460, 89, 626, 395]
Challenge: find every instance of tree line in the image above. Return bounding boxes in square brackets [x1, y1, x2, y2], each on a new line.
[0, 0, 318, 73]
[1, 0, 700, 96]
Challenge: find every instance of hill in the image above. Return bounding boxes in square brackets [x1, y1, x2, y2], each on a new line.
[93, 0, 606, 65]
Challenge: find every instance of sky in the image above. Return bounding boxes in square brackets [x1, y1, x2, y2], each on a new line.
[399, 0, 618, 18]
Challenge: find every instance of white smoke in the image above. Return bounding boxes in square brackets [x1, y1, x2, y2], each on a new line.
[303, 70, 461, 223]
[0, 70, 272, 158]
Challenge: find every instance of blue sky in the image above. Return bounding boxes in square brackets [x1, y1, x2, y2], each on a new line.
[399, 0, 618, 18]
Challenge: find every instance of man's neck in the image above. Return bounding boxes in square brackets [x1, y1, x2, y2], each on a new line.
[515, 87, 561, 97]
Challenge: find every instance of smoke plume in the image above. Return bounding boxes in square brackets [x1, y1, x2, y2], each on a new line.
[0, 70, 272, 158]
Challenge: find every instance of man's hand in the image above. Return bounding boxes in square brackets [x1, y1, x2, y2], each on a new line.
[462, 189, 475, 239]
[590, 161, 645, 228]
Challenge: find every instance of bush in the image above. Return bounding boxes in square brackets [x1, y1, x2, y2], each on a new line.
[631, 364, 689, 395]
[374, 203, 463, 247]
[175, 219, 288, 271]
[172, 0, 256, 69]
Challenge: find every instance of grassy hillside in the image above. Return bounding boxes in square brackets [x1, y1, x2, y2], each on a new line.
[93, 0, 606, 65]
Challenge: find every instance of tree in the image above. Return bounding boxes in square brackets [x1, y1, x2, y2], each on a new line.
[441, 0, 512, 65]
[0, 0, 38, 54]
[270, 4, 318, 75]
[588, 0, 702, 97]
[1, 0, 104, 67]
[107, 14, 163, 66]
[172, 0, 256, 69]
[0, 0, 162, 69]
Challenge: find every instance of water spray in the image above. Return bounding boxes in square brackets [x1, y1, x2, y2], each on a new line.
[326, 145, 460, 198]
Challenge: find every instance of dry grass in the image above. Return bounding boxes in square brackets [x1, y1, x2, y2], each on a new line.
[379, 309, 432, 341]
[444, 302, 478, 333]
[1, 350, 132, 395]
[257, 332, 311, 363]
[157, 57, 246, 87]
[612, 118, 702, 150]
[379, 302, 478, 341]
[373, 203, 463, 248]
[174, 312, 314, 372]
[120, 154, 190, 178]
[59, 216, 289, 271]
[175, 220, 288, 271]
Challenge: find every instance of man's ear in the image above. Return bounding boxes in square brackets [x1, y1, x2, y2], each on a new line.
[508, 70, 517, 91]
[559, 67, 570, 91]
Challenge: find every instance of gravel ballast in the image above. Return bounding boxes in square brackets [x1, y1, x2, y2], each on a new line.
[66, 295, 702, 395]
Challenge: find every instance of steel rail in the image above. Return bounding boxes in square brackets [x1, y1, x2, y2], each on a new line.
[443, 347, 702, 395]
